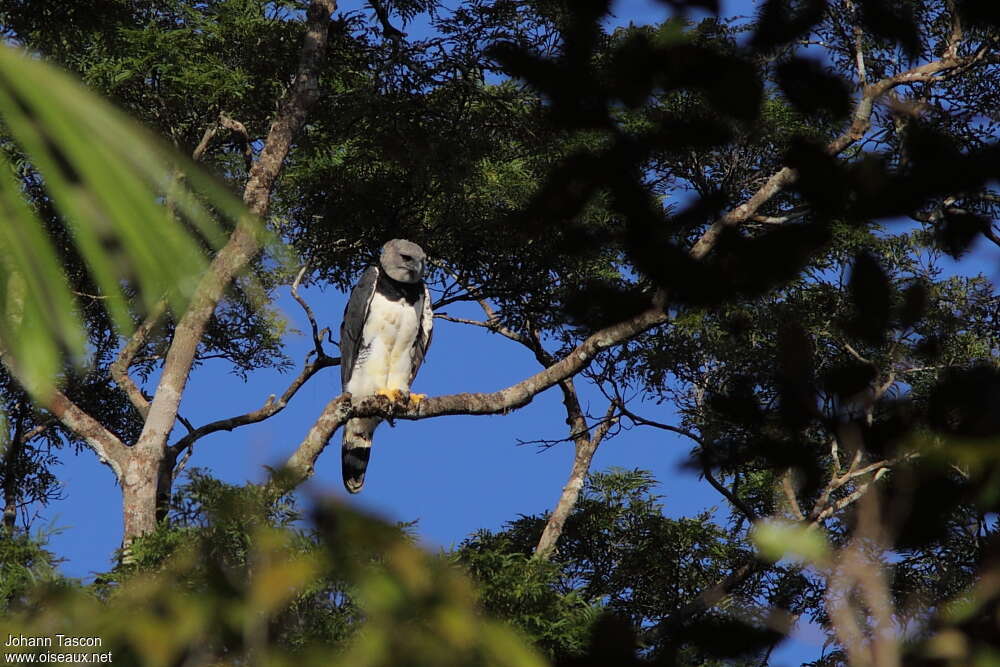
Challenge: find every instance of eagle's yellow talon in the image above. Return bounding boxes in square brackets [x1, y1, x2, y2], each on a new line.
[376, 388, 407, 402]
[409, 393, 427, 405]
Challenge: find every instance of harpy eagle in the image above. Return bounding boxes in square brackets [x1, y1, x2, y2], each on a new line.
[340, 239, 433, 493]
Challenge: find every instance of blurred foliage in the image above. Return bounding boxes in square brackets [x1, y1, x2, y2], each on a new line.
[0, 41, 255, 396]
[1, 471, 547, 666]
[0, 467, 802, 665]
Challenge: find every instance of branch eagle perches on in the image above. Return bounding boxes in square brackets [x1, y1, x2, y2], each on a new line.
[277, 303, 668, 489]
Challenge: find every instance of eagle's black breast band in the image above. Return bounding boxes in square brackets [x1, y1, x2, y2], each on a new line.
[375, 271, 423, 304]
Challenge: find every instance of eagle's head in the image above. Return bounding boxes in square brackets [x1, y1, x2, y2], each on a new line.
[380, 238, 426, 284]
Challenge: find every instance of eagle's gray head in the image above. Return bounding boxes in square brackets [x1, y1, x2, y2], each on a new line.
[379, 239, 426, 284]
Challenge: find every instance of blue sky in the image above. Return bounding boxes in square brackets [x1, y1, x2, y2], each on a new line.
[33, 0, 995, 663]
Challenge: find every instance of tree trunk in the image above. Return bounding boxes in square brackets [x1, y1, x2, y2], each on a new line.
[121, 448, 163, 546]
[117, 0, 337, 546]
[2, 442, 18, 533]
[2, 416, 23, 533]
[534, 437, 598, 558]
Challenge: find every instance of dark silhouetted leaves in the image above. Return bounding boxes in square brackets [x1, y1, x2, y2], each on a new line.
[856, 0, 922, 59]
[862, 400, 915, 460]
[556, 613, 640, 667]
[750, 0, 828, 53]
[721, 309, 754, 339]
[562, 280, 655, 331]
[488, 41, 610, 129]
[692, 223, 830, 303]
[518, 151, 608, 226]
[655, 0, 720, 13]
[775, 57, 852, 120]
[708, 376, 763, 425]
[564, 0, 614, 63]
[934, 210, 987, 259]
[661, 615, 784, 662]
[897, 280, 928, 329]
[487, 41, 561, 90]
[914, 334, 945, 364]
[955, 0, 1000, 29]
[668, 188, 729, 233]
[822, 360, 877, 400]
[846, 253, 891, 344]
[605, 31, 657, 108]
[929, 366, 1000, 439]
[777, 322, 817, 428]
[888, 464, 970, 549]
[657, 45, 762, 122]
[644, 113, 734, 152]
[785, 138, 850, 215]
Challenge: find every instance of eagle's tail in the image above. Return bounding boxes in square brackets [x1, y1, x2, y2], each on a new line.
[342, 417, 380, 493]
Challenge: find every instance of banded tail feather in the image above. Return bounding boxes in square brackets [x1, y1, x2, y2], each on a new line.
[342, 416, 380, 493]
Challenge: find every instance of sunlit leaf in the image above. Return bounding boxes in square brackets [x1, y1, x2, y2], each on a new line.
[0, 43, 255, 395]
[752, 520, 831, 565]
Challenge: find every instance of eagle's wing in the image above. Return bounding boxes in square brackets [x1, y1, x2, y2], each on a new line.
[409, 283, 434, 384]
[340, 266, 379, 389]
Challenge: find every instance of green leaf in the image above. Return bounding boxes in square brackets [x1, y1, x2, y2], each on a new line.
[752, 520, 831, 565]
[0, 43, 255, 395]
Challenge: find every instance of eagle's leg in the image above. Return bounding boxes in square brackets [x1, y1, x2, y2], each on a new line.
[408, 393, 427, 405]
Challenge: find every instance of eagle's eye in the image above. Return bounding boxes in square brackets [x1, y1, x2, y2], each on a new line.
[400, 254, 413, 262]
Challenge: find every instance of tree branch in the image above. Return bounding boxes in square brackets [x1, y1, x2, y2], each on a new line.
[649, 559, 765, 641]
[191, 121, 220, 162]
[431, 260, 529, 345]
[291, 263, 334, 357]
[168, 352, 339, 456]
[533, 388, 616, 559]
[689, 45, 989, 258]
[110, 298, 167, 418]
[137, 0, 337, 459]
[218, 112, 253, 173]
[277, 301, 666, 488]
[46, 390, 128, 480]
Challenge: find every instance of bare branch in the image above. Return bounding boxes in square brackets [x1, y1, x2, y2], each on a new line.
[690, 45, 990, 257]
[219, 112, 253, 173]
[534, 396, 617, 559]
[843, 0, 868, 86]
[168, 352, 339, 456]
[782, 471, 805, 522]
[617, 402, 705, 445]
[122, 0, 338, 541]
[431, 260, 529, 345]
[749, 210, 808, 225]
[649, 559, 764, 641]
[434, 313, 528, 345]
[291, 263, 332, 358]
[191, 121, 220, 162]
[843, 341, 872, 365]
[172, 445, 196, 484]
[704, 464, 758, 524]
[110, 299, 168, 418]
[47, 390, 128, 480]
[278, 34, 971, 496]
[276, 298, 667, 489]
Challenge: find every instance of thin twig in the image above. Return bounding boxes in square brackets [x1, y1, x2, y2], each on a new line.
[291, 263, 330, 359]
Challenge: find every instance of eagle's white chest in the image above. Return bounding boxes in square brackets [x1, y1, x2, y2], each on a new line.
[347, 292, 420, 396]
